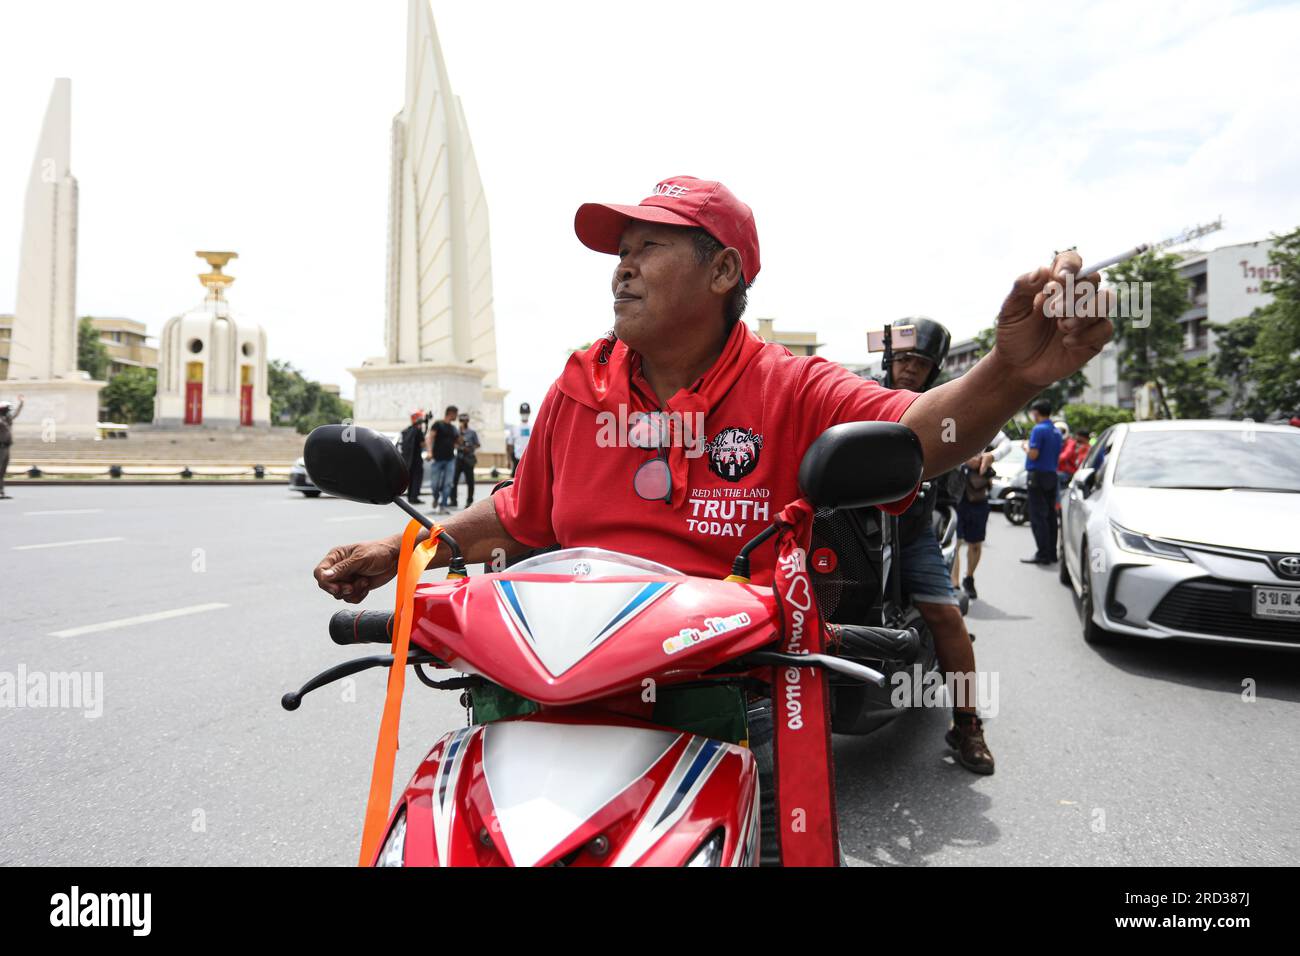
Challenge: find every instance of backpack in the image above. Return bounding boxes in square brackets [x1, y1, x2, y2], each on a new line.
[963, 461, 994, 503]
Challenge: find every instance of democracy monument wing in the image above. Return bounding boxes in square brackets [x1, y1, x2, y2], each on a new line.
[350, 0, 505, 458]
[4, 78, 104, 439]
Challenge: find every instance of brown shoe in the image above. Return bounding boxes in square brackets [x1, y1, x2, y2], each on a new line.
[945, 713, 995, 775]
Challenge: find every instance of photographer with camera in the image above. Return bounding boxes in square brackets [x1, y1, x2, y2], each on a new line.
[398, 410, 426, 504]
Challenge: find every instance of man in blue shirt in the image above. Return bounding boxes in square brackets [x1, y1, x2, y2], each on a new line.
[1021, 399, 1063, 564]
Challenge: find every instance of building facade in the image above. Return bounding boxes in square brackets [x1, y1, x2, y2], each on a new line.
[752, 317, 822, 356]
[91, 318, 158, 378]
[864, 237, 1284, 417]
[1077, 238, 1277, 412]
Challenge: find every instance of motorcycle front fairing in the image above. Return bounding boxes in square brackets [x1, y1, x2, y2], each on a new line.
[383, 713, 760, 867]
[377, 549, 772, 866]
[407, 548, 781, 705]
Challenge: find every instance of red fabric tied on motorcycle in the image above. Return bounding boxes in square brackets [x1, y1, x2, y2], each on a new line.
[770, 499, 840, 866]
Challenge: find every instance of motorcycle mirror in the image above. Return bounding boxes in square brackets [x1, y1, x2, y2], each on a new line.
[798, 422, 924, 510]
[303, 424, 409, 505]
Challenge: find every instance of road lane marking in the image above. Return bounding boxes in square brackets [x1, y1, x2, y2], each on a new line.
[13, 537, 124, 551]
[49, 603, 231, 638]
[23, 509, 105, 516]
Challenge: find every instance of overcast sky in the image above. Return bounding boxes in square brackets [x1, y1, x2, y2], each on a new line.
[2, 0, 1298, 416]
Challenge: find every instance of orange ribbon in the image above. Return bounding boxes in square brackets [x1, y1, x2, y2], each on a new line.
[357, 520, 443, 866]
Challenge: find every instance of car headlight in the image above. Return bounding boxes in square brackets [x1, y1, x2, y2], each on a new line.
[375, 808, 407, 867]
[686, 832, 725, 867]
[1110, 522, 1189, 562]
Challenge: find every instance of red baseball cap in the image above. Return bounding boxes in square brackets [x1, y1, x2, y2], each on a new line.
[574, 176, 761, 284]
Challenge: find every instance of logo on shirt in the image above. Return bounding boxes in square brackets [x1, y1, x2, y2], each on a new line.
[705, 426, 764, 482]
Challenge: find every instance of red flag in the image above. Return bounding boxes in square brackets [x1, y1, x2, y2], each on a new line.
[770, 499, 839, 866]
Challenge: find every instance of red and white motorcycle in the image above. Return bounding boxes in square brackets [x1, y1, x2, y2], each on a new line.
[285, 421, 923, 866]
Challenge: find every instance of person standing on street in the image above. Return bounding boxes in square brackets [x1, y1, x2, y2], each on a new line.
[450, 412, 480, 508]
[506, 402, 532, 476]
[1021, 399, 1063, 564]
[1056, 427, 1090, 502]
[951, 444, 996, 599]
[399, 410, 426, 504]
[888, 319, 995, 775]
[0, 395, 24, 500]
[426, 406, 459, 515]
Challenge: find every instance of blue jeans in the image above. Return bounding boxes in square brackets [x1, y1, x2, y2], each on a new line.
[427, 458, 455, 507]
[899, 528, 960, 606]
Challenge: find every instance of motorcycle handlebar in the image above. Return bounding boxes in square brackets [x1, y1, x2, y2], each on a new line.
[829, 623, 921, 664]
[329, 609, 395, 646]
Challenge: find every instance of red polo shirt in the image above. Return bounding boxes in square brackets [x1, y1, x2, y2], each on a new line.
[493, 323, 920, 585]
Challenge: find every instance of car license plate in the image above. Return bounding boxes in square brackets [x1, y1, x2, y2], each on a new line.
[1252, 586, 1300, 620]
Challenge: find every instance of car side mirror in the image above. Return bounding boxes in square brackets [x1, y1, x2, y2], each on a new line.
[798, 421, 924, 510]
[1073, 466, 1096, 496]
[303, 424, 409, 505]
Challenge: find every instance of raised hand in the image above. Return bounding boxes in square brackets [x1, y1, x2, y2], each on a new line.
[993, 250, 1114, 388]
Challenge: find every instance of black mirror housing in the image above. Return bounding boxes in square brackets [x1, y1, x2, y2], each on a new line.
[798, 422, 924, 511]
[303, 424, 409, 505]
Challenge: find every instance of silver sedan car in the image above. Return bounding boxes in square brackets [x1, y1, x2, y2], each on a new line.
[1059, 420, 1300, 650]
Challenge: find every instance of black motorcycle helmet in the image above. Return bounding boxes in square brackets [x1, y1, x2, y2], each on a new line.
[889, 316, 951, 388]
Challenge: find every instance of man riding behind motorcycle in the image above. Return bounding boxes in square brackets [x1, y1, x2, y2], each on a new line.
[885, 319, 994, 774]
[314, 174, 1112, 763]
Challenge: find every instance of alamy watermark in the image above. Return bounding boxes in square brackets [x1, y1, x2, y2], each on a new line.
[0, 666, 104, 718]
[1044, 273, 1153, 329]
[595, 405, 706, 458]
[890, 664, 1000, 717]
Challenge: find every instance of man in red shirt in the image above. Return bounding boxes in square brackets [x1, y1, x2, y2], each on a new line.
[314, 175, 1112, 760]
[1057, 427, 1091, 503]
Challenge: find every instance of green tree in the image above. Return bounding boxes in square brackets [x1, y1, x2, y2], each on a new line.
[1034, 373, 1088, 419]
[1059, 403, 1135, 437]
[1209, 312, 1270, 419]
[1245, 225, 1300, 418]
[77, 317, 111, 381]
[1108, 252, 1190, 417]
[101, 366, 158, 422]
[1163, 357, 1222, 419]
[268, 359, 353, 434]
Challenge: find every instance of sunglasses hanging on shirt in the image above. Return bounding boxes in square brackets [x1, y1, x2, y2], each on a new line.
[634, 446, 672, 503]
[628, 412, 672, 503]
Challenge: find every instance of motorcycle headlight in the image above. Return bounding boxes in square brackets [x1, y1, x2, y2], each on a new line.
[686, 832, 725, 867]
[1110, 522, 1189, 562]
[375, 808, 407, 867]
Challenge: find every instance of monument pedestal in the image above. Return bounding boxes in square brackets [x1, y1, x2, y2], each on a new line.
[480, 385, 508, 464]
[350, 361, 503, 452]
[7, 377, 106, 441]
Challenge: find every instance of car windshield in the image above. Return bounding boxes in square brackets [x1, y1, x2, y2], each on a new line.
[1114, 429, 1300, 491]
